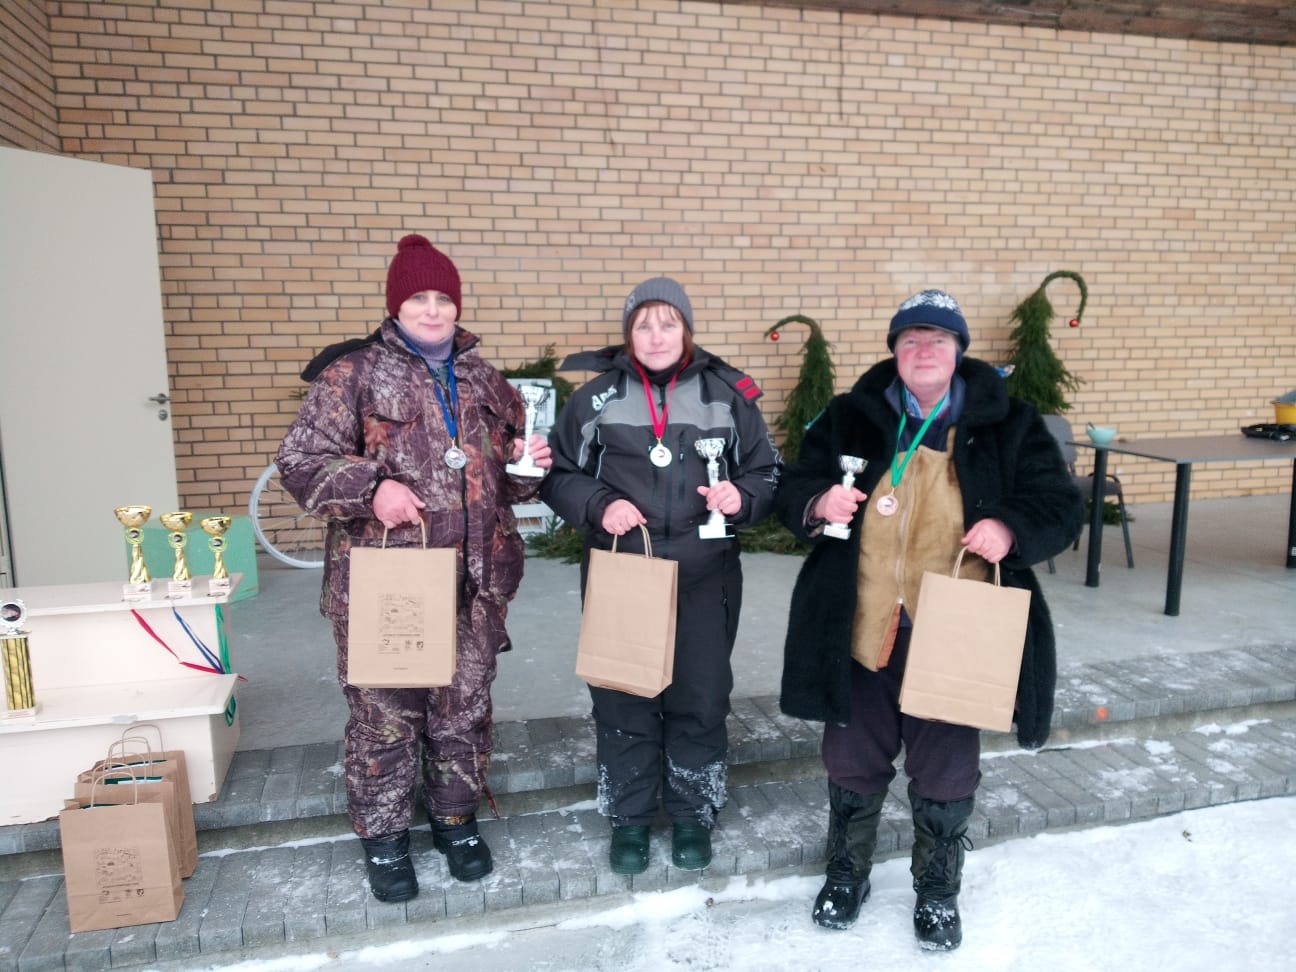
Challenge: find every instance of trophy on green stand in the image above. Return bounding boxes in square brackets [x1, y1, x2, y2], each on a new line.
[201, 515, 232, 597]
[160, 511, 193, 598]
[114, 505, 154, 600]
[1, 598, 37, 720]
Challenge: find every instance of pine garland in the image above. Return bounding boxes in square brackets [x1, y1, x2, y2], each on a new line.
[1004, 270, 1087, 415]
[763, 314, 836, 463]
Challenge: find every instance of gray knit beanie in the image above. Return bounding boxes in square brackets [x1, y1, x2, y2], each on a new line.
[623, 276, 694, 334]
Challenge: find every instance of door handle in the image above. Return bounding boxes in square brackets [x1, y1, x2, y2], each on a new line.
[148, 392, 171, 404]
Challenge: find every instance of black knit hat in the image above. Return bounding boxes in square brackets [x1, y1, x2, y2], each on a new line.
[623, 276, 694, 335]
[887, 289, 970, 352]
[385, 234, 461, 319]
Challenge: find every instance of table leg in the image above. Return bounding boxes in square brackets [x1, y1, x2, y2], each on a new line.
[1164, 462, 1192, 616]
[1287, 459, 1296, 568]
[1084, 448, 1108, 587]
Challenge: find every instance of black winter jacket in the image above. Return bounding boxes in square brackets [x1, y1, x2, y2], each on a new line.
[540, 346, 780, 586]
[775, 356, 1084, 748]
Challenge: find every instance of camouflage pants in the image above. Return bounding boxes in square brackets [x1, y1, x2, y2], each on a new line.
[331, 603, 499, 838]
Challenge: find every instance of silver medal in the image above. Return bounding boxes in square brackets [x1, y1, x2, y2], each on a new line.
[444, 445, 468, 469]
[876, 493, 899, 517]
[649, 443, 672, 468]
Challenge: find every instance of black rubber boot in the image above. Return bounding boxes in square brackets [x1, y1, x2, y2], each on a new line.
[671, 821, 713, 871]
[812, 782, 886, 930]
[359, 830, 419, 903]
[609, 824, 651, 875]
[909, 783, 975, 951]
[431, 815, 493, 882]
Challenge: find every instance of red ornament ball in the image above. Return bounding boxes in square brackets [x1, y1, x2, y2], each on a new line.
[770, 331, 780, 341]
[1068, 318, 1080, 328]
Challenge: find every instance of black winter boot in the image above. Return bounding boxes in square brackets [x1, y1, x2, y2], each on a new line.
[431, 815, 493, 882]
[812, 782, 887, 930]
[360, 830, 419, 903]
[909, 783, 974, 951]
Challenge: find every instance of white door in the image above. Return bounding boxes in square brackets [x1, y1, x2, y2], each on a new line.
[0, 147, 179, 587]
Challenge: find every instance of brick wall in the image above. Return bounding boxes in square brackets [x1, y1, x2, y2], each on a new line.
[3, 0, 1295, 510]
[0, 0, 59, 150]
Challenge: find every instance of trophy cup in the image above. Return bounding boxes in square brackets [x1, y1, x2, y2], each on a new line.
[823, 456, 868, 540]
[160, 511, 193, 598]
[505, 383, 550, 478]
[1, 598, 37, 719]
[200, 515, 233, 597]
[114, 505, 154, 600]
[695, 437, 734, 540]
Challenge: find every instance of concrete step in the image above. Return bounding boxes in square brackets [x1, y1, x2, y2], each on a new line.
[2, 642, 1294, 861]
[2, 706, 1292, 971]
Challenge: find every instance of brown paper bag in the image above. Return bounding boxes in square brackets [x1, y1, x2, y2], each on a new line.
[899, 548, 1031, 733]
[81, 727, 198, 878]
[575, 526, 678, 697]
[60, 770, 184, 932]
[348, 525, 457, 688]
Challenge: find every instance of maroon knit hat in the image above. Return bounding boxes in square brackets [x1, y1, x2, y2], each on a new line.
[385, 234, 462, 319]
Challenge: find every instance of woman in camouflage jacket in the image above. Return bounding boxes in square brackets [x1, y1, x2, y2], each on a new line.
[277, 235, 550, 903]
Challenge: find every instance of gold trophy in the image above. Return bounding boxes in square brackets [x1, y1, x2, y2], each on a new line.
[200, 515, 232, 597]
[114, 505, 154, 600]
[160, 511, 193, 598]
[1, 598, 37, 719]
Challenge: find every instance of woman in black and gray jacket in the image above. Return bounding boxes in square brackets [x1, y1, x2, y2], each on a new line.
[541, 276, 780, 876]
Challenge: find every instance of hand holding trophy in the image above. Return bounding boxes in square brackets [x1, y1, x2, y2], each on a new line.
[114, 505, 153, 600]
[695, 437, 734, 540]
[506, 383, 550, 478]
[823, 456, 867, 540]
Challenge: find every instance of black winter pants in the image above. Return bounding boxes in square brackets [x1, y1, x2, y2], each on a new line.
[590, 560, 742, 827]
[821, 626, 981, 803]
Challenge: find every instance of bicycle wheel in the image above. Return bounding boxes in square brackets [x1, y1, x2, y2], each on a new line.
[249, 463, 326, 568]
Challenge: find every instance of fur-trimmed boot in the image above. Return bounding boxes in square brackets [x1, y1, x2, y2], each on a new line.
[812, 782, 887, 930]
[909, 784, 974, 951]
[359, 830, 419, 903]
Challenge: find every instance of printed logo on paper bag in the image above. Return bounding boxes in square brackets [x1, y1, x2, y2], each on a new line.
[95, 846, 144, 902]
[377, 594, 425, 655]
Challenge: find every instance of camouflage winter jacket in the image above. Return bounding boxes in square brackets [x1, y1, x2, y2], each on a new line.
[277, 319, 539, 625]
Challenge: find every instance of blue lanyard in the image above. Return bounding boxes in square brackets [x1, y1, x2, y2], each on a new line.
[401, 333, 460, 447]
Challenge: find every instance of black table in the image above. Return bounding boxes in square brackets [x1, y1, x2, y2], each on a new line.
[1071, 434, 1296, 616]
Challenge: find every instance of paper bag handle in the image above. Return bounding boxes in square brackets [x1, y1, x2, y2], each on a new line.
[951, 546, 1000, 586]
[85, 764, 145, 807]
[610, 524, 653, 559]
[379, 519, 428, 549]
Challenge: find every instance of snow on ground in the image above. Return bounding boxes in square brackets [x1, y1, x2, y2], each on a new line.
[193, 795, 1295, 972]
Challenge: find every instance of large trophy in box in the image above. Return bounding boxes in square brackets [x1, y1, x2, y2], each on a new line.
[1, 598, 37, 720]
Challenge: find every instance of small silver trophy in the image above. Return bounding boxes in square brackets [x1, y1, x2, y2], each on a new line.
[1, 598, 37, 720]
[823, 456, 868, 540]
[695, 437, 734, 540]
[505, 384, 550, 478]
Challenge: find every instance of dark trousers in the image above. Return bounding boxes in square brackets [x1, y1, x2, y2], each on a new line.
[821, 626, 981, 803]
[590, 562, 741, 827]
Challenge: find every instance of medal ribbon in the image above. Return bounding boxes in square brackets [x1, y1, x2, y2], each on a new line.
[401, 333, 460, 450]
[632, 360, 679, 454]
[888, 393, 948, 492]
